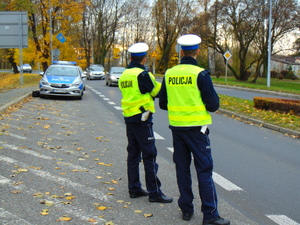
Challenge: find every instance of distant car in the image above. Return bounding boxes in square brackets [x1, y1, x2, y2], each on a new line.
[22, 64, 32, 73]
[39, 61, 84, 100]
[106, 67, 125, 86]
[12, 64, 32, 73]
[86, 64, 105, 80]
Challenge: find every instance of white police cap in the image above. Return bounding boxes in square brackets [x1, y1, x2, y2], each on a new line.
[128, 42, 149, 56]
[178, 34, 201, 50]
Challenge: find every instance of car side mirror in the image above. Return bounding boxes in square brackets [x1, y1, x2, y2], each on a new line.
[39, 72, 44, 76]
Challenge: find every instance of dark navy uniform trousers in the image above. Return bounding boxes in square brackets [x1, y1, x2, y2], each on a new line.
[125, 121, 162, 198]
[172, 127, 220, 221]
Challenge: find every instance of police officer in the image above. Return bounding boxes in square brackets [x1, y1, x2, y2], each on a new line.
[159, 34, 230, 225]
[119, 42, 173, 203]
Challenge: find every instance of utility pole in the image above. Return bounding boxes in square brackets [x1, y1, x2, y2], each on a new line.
[267, 0, 272, 87]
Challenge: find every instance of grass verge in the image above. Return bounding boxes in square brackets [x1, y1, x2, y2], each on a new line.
[212, 77, 300, 95]
[0, 72, 40, 92]
[219, 95, 300, 132]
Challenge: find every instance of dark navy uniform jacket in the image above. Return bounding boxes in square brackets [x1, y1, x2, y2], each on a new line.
[159, 56, 219, 130]
[123, 61, 156, 123]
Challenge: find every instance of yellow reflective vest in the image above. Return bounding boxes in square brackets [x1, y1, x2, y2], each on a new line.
[165, 64, 212, 127]
[119, 67, 161, 117]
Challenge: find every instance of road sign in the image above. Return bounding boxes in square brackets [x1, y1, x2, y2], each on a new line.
[223, 51, 232, 60]
[0, 11, 28, 48]
[56, 32, 66, 43]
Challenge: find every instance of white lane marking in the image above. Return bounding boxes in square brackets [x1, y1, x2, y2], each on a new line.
[114, 106, 122, 110]
[2, 143, 101, 176]
[0, 155, 108, 201]
[0, 175, 10, 184]
[166, 147, 243, 191]
[108, 102, 116, 105]
[103, 98, 110, 100]
[0, 207, 31, 225]
[167, 147, 174, 153]
[266, 215, 300, 225]
[154, 132, 165, 140]
[0, 175, 106, 224]
[5, 133, 27, 140]
[100, 95, 105, 97]
[213, 172, 243, 191]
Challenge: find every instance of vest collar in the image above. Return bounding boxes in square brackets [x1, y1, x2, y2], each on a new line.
[127, 61, 146, 70]
[180, 56, 198, 66]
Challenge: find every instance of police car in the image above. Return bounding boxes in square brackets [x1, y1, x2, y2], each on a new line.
[39, 61, 84, 100]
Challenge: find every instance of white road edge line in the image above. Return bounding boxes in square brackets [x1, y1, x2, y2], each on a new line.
[0, 207, 31, 225]
[266, 215, 300, 225]
[0, 155, 108, 201]
[0, 175, 106, 224]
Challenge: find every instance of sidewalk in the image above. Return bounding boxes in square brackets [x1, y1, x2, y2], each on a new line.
[0, 85, 37, 113]
[1, 85, 299, 137]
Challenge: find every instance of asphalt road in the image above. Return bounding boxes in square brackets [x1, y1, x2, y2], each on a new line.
[86, 79, 300, 225]
[0, 79, 299, 225]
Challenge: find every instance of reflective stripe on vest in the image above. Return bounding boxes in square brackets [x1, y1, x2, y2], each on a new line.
[165, 64, 212, 127]
[119, 68, 159, 117]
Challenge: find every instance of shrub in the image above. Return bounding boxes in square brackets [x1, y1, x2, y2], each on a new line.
[280, 70, 288, 77]
[215, 70, 222, 78]
[253, 97, 300, 115]
[277, 74, 284, 80]
[271, 71, 278, 78]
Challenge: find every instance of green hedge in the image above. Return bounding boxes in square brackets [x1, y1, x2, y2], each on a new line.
[253, 97, 300, 115]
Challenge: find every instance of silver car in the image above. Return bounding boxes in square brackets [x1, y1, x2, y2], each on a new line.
[86, 64, 105, 80]
[106, 67, 125, 86]
[39, 63, 84, 100]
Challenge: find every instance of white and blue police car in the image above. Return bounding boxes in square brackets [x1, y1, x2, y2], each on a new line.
[39, 61, 84, 100]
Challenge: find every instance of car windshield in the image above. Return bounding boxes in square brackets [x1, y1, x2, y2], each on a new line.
[90, 66, 104, 71]
[111, 67, 125, 74]
[46, 66, 79, 76]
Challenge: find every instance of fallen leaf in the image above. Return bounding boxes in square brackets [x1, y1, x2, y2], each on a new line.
[105, 221, 114, 225]
[59, 216, 72, 221]
[144, 213, 153, 218]
[134, 210, 143, 213]
[96, 206, 107, 211]
[40, 209, 49, 216]
[88, 218, 97, 222]
[11, 190, 22, 194]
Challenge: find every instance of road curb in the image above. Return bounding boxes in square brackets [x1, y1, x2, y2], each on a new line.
[0, 92, 32, 114]
[218, 108, 300, 138]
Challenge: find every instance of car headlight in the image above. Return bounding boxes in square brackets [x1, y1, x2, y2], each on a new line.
[40, 78, 49, 86]
[71, 82, 80, 87]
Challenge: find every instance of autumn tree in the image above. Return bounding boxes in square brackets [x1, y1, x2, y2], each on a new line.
[90, 0, 128, 67]
[195, 0, 300, 81]
[26, 0, 85, 71]
[117, 0, 154, 67]
[153, 0, 195, 73]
